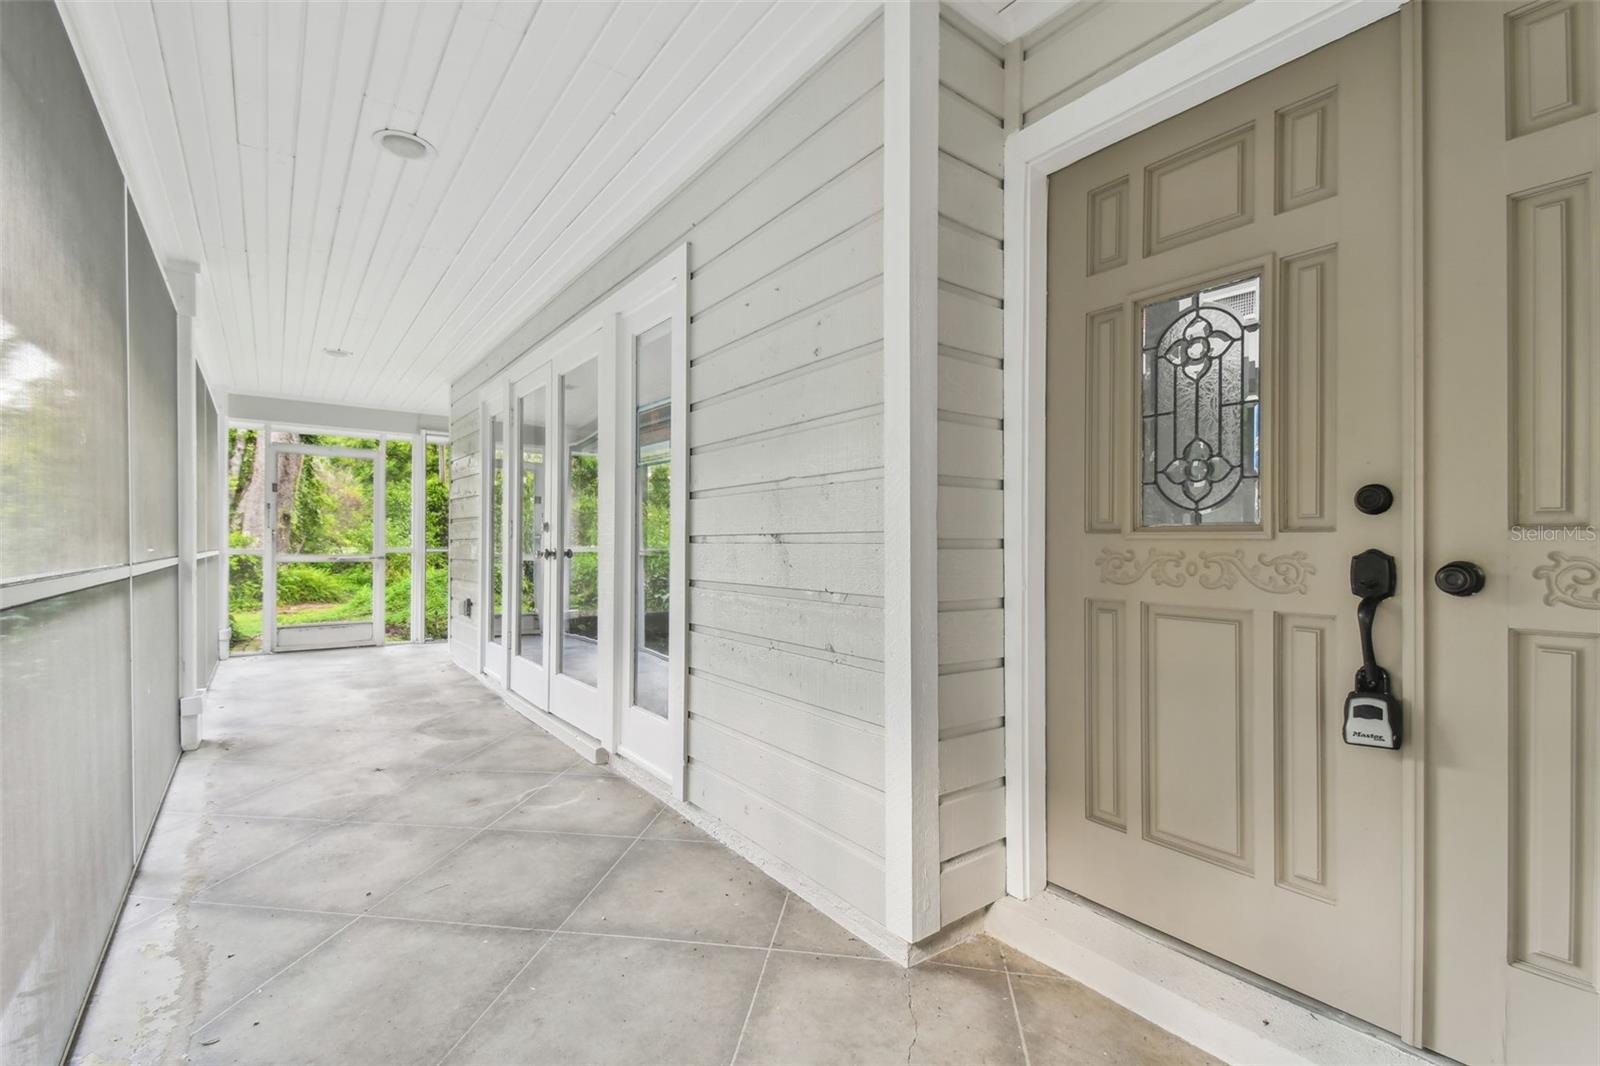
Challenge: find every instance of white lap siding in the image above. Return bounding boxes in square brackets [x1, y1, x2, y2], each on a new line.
[449, 20, 889, 922]
[934, 11, 1009, 925]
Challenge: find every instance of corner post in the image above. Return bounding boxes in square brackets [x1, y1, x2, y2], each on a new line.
[882, 0, 942, 942]
[169, 260, 203, 750]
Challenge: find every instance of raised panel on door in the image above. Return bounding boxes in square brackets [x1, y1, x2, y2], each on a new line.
[1044, 15, 1406, 1033]
[1426, 3, 1599, 1061]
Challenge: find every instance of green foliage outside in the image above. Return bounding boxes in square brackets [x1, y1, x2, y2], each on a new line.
[228, 431, 450, 650]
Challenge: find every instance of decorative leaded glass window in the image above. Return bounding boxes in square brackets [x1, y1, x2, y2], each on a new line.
[1139, 274, 1262, 528]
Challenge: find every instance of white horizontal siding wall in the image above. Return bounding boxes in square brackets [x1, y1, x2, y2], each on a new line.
[1019, 1, 1243, 127]
[934, 10, 1009, 925]
[450, 19, 889, 924]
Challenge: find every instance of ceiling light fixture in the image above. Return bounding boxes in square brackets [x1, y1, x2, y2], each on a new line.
[323, 347, 353, 359]
[372, 128, 435, 160]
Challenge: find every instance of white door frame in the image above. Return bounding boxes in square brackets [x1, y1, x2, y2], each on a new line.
[472, 246, 688, 771]
[610, 273, 689, 799]
[1000, 0, 1424, 1041]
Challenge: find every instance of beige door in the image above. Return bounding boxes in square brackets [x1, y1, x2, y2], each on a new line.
[1425, 2, 1599, 1062]
[1045, 17, 1409, 1031]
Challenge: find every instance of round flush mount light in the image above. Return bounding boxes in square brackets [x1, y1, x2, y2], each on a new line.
[322, 347, 353, 359]
[372, 128, 435, 160]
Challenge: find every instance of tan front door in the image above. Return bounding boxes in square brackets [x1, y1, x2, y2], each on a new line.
[1045, 2, 1600, 1059]
[1045, 16, 1409, 1032]
[1425, 2, 1599, 1063]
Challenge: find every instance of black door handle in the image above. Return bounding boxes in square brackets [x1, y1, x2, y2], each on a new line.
[1434, 561, 1486, 596]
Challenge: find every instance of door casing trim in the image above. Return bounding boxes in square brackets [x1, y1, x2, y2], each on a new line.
[1000, 0, 1424, 1044]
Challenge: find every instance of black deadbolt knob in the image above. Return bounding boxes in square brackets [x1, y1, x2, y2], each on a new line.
[1354, 483, 1394, 515]
[1434, 561, 1486, 597]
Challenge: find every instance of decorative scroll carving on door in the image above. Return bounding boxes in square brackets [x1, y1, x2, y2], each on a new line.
[1096, 547, 1314, 593]
[1533, 551, 1600, 609]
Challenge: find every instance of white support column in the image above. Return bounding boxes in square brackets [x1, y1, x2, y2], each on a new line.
[373, 435, 387, 647]
[262, 422, 278, 654]
[882, 0, 942, 943]
[411, 432, 426, 642]
[170, 261, 203, 749]
[214, 390, 230, 664]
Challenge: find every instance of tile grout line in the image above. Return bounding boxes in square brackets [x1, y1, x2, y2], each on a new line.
[358, 764, 580, 917]
[1003, 968, 1032, 1066]
[730, 890, 789, 1065]
[164, 734, 586, 1044]
[119, 893, 888, 963]
[434, 806, 669, 1065]
[188, 913, 364, 1036]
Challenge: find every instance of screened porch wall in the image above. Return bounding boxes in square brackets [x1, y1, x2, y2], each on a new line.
[0, 4, 199, 1062]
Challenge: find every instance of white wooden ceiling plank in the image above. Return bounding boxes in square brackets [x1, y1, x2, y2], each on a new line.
[145, 0, 248, 381]
[408, 2, 810, 403]
[188, 0, 254, 388]
[386, 0, 460, 130]
[276, 0, 344, 393]
[330, 1, 522, 393]
[426, 2, 766, 378]
[407, 52, 642, 386]
[320, 1, 484, 400]
[400, 0, 842, 411]
[108, 3, 200, 257]
[228, 2, 273, 387]
[293, 2, 420, 399]
[282, 1, 381, 398]
[263, 1, 304, 384]
[369, 1, 618, 392]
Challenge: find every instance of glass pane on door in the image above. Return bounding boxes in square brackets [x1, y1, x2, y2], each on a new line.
[517, 388, 546, 665]
[560, 360, 600, 687]
[489, 414, 505, 644]
[632, 323, 671, 715]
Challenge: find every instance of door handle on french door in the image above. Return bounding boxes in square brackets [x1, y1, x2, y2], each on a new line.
[539, 548, 557, 560]
[562, 548, 574, 559]
[1344, 549, 1401, 749]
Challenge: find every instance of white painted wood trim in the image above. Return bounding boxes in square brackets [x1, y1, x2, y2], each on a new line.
[410, 432, 427, 643]
[1394, 2, 1427, 1043]
[667, 244, 689, 800]
[371, 428, 386, 648]
[1000, 0, 1408, 899]
[882, 0, 942, 943]
[262, 421, 278, 654]
[174, 267, 200, 706]
[985, 892, 1432, 1066]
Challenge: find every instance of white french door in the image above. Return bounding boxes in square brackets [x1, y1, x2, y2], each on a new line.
[487, 328, 610, 745]
[612, 290, 687, 797]
[477, 247, 687, 789]
[507, 366, 552, 706]
[481, 407, 508, 683]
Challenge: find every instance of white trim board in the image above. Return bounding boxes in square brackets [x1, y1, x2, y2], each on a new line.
[985, 891, 1437, 1066]
[1000, 0, 1407, 901]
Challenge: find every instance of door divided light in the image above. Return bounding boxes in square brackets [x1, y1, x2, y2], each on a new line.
[632, 322, 672, 717]
[560, 359, 601, 688]
[517, 388, 547, 667]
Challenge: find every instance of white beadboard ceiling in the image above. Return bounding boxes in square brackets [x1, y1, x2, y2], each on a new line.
[60, 0, 872, 416]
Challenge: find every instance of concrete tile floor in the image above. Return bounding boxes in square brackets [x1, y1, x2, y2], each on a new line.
[72, 644, 1217, 1066]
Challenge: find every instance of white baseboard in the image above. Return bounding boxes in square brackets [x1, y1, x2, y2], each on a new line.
[985, 891, 1437, 1066]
